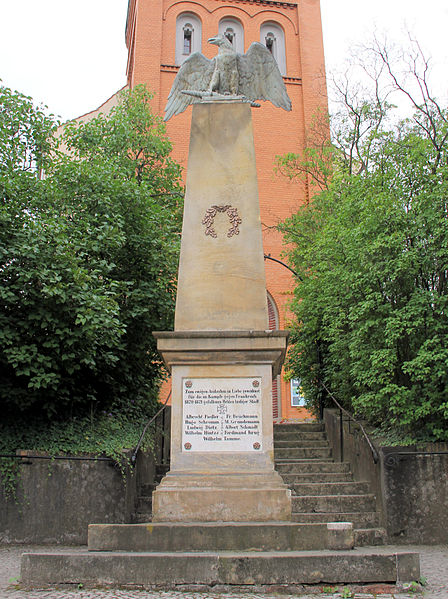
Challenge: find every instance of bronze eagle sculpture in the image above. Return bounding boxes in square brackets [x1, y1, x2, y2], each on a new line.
[164, 34, 292, 121]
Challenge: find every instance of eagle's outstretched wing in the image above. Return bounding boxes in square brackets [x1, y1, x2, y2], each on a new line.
[237, 43, 292, 111]
[164, 53, 215, 121]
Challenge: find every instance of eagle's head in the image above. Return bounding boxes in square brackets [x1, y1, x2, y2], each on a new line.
[207, 34, 234, 51]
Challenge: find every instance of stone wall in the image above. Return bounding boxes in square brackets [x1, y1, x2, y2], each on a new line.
[324, 408, 448, 544]
[381, 444, 448, 544]
[0, 452, 140, 545]
[0, 408, 171, 544]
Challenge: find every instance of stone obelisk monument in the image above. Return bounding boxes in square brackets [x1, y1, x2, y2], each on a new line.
[19, 35, 421, 593]
[152, 35, 292, 521]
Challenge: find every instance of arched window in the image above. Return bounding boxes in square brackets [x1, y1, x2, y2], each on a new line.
[260, 22, 286, 75]
[176, 13, 202, 65]
[218, 18, 244, 54]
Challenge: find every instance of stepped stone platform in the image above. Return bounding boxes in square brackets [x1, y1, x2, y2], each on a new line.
[21, 546, 419, 588]
[88, 521, 330, 552]
[22, 518, 419, 588]
[21, 422, 420, 588]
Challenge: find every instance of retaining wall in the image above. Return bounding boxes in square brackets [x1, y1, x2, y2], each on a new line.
[0, 408, 171, 544]
[0, 451, 146, 545]
[324, 408, 448, 544]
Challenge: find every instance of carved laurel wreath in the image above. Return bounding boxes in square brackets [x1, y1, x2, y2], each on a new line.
[202, 204, 242, 238]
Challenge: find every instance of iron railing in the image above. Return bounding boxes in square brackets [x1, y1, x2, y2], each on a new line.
[320, 382, 380, 464]
[131, 391, 171, 465]
[0, 395, 172, 468]
[384, 450, 448, 467]
[263, 253, 301, 279]
[0, 454, 113, 463]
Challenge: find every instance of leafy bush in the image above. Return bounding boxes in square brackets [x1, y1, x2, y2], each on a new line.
[278, 43, 448, 441]
[0, 84, 183, 419]
[0, 399, 158, 498]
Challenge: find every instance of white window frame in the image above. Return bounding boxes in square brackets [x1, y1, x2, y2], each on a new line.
[176, 13, 202, 65]
[218, 18, 244, 54]
[260, 22, 286, 76]
[290, 378, 306, 407]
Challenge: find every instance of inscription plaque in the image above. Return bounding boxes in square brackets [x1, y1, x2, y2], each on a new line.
[182, 377, 262, 451]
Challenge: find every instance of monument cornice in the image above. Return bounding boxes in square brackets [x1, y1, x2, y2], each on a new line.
[154, 330, 289, 339]
[154, 330, 289, 376]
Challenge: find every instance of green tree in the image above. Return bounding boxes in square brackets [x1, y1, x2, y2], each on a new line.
[278, 41, 448, 441]
[0, 85, 183, 419]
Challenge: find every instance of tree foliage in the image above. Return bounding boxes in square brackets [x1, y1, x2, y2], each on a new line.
[279, 40, 448, 441]
[0, 85, 183, 419]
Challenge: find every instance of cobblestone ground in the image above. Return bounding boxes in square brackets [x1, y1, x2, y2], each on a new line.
[1, 545, 447, 599]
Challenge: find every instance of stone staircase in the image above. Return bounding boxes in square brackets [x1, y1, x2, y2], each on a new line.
[274, 421, 386, 547]
[132, 463, 169, 524]
[21, 421, 420, 588]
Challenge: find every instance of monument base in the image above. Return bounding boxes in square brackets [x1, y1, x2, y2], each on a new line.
[152, 474, 291, 522]
[152, 331, 292, 522]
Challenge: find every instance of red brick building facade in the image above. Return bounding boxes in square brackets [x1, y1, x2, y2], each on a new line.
[125, 0, 327, 419]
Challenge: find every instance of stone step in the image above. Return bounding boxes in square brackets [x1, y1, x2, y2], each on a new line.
[130, 512, 152, 524]
[275, 460, 351, 474]
[273, 431, 327, 441]
[274, 447, 332, 459]
[292, 512, 380, 527]
[276, 459, 335, 467]
[355, 528, 388, 547]
[156, 464, 170, 477]
[274, 439, 331, 448]
[292, 494, 376, 514]
[273, 423, 324, 432]
[281, 472, 354, 484]
[88, 522, 330, 552]
[21, 549, 420, 587]
[136, 496, 152, 510]
[126, 519, 386, 545]
[291, 482, 370, 496]
[138, 483, 157, 496]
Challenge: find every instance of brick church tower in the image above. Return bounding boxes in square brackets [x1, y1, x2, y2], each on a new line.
[125, 0, 327, 420]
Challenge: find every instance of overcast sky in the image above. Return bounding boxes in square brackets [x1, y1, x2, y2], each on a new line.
[0, 0, 447, 122]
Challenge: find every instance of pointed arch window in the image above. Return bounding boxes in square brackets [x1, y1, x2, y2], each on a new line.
[218, 18, 244, 54]
[260, 22, 286, 75]
[176, 13, 202, 65]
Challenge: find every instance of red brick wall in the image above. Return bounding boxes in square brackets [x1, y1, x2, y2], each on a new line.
[126, 0, 327, 420]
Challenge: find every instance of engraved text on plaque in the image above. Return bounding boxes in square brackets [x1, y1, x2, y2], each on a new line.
[182, 377, 262, 451]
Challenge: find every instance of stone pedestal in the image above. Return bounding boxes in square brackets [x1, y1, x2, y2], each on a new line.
[153, 100, 291, 522]
[152, 331, 291, 521]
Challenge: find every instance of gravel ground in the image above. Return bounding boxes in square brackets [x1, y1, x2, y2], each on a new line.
[0, 544, 447, 599]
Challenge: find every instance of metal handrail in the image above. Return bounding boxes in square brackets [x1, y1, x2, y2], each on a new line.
[321, 382, 379, 464]
[0, 454, 113, 463]
[131, 391, 171, 465]
[262, 252, 446, 467]
[0, 394, 171, 468]
[262, 253, 379, 463]
[263, 253, 302, 280]
[384, 450, 448, 467]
